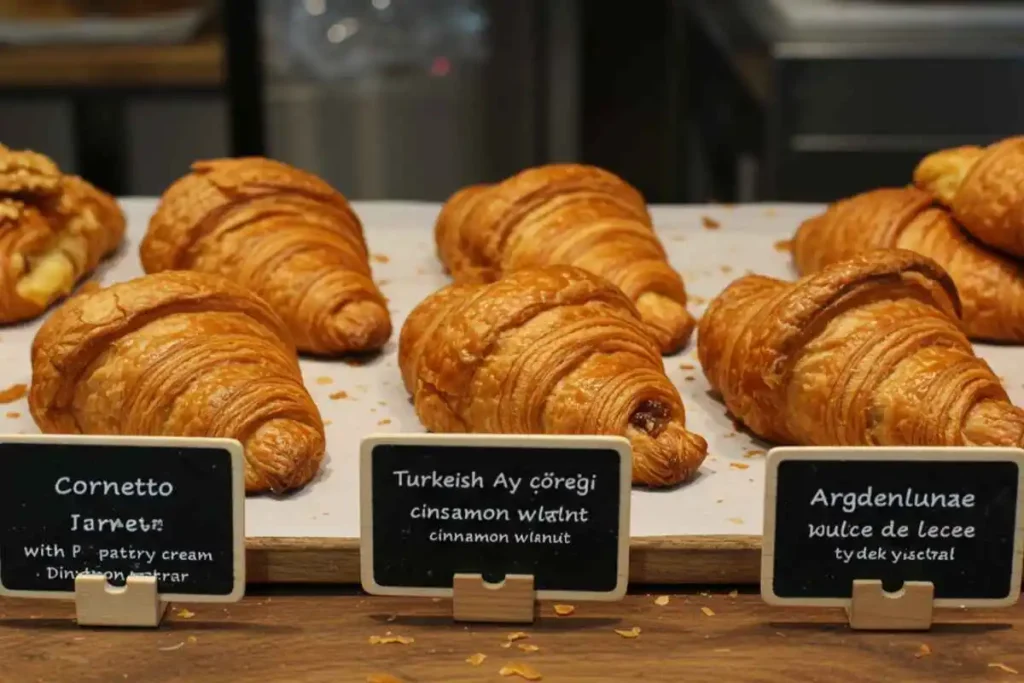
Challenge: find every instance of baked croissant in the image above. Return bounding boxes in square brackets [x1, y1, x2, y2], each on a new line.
[0, 145, 124, 323]
[914, 136, 1024, 258]
[699, 249, 1024, 448]
[29, 270, 326, 494]
[143, 157, 391, 356]
[435, 164, 695, 354]
[399, 265, 708, 487]
[793, 187, 1024, 342]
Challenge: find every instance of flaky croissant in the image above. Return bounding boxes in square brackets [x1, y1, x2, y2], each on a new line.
[435, 164, 695, 354]
[30, 270, 326, 494]
[793, 187, 1024, 342]
[699, 249, 1024, 448]
[0, 145, 124, 323]
[914, 136, 1024, 258]
[143, 157, 391, 356]
[398, 265, 708, 487]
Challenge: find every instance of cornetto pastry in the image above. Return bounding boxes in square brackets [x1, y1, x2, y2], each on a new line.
[143, 157, 391, 356]
[30, 270, 326, 494]
[699, 249, 1024, 448]
[0, 145, 124, 323]
[914, 136, 1024, 258]
[399, 265, 708, 487]
[435, 164, 695, 354]
[793, 187, 1024, 342]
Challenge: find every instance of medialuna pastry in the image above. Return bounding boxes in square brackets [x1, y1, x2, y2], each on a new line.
[435, 164, 695, 354]
[30, 270, 326, 494]
[143, 157, 391, 356]
[399, 265, 708, 487]
[914, 136, 1024, 258]
[793, 187, 1024, 342]
[0, 145, 124, 323]
[698, 250, 1024, 448]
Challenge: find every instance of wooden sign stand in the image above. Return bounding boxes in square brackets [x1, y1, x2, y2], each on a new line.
[452, 573, 536, 624]
[845, 580, 934, 631]
[74, 574, 168, 628]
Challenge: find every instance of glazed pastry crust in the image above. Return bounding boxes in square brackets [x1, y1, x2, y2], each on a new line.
[699, 249, 1024, 448]
[914, 137, 1024, 258]
[793, 187, 1024, 342]
[0, 146, 124, 323]
[30, 270, 326, 494]
[143, 157, 391, 356]
[399, 265, 708, 487]
[435, 164, 695, 354]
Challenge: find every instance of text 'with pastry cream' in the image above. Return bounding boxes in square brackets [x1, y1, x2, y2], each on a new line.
[360, 434, 632, 601]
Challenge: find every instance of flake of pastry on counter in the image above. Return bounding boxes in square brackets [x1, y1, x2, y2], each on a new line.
[29, 271, 326, 494]
[720, 265, 733, 274]
[0, 146, 125, 325]
[553, 604, 575, 616]
[0, 382, 26, 403]
[466, 653, 487, 666]
[743, 449, 766, 458]
[915, 644, 932, 659]
[684, 376, 695, 382]
[614, 626, 641, 639]
[176, 608, 195, 619]
[679, 363, 694, 370]
[328, 390, 350, 400]
[518, 644, 540, 653]
[398, 266, 709, 487]
[368, 634, 414, 645]
[793, 186, 1024, 342]
[654, 595, 670, 606]
[728, 517, 744, 525]
[323, 419, 333, 426]
[506, 632, 529, 642]
[435, 163, 696, 353]
[143, 157, 391, 356]
[914, 137, 1024, 258]
[701, 607, 716, 617]
[157, 642, 185, 652]
[701, 216, 720, 229]
[372, 253, 390, 264]
[499, 662, 542, 681]
[727, 589, 739, 598]
[315, 376, 333, 385]
[377, 419, 391, 426]
[988, 663, 1019, 675]
[773, 239, 793, 253]
[729, 462, 749, 470]
[699, 249, 1024, 448]
[5, 411, 19, 418]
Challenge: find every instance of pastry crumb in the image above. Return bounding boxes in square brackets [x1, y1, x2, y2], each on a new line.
[176, 608, 195, 619]
[614, 626, 641, 639]
[329, 390, 349, 400]
[369, 635, 414, 645]
[716, 499, 724, 504]
[713, 648, 732, 653]
[506, 631, 529, 642]
[315, 376, 333, 385]
[989, 663, 1019, 674]
[690, 295, 707, 305]
[157, 642, 184, 651]
[743, 449, 766, 458]
[0, 383, 26, 404]
[518, 643, 540, 653]
[499, 662, 542, 680]
[727, 517, 744, 525]
[773, 239, 793, 252]
[500, 642, 513, 649]
[372, 254, 391, 264]
[729, 462, 750, 470]
[5, 411, 19, 419]
[720, 265, 733, 274]
[701, 607, 716, 617]
[727, 589, 739, 598]
[701, 216, 721, 229]
[367, 675, 404, 683]
[553, 604, 575, 616]
[915, 644, 931, 658]
[654, 595, 670, 606]
[323, 419, 333, 426]
[378, 419, 392, 426]
[679, 363, 695, 370]
[684, 376, 695, 382]
[466, 653, 487, 666]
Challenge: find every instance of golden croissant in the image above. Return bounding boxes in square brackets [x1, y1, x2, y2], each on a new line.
[793, 187, 1024, 342]
[143, 157, 391, 356]
[0, 145, 124, 323]
[699, 249, 1024, 448]
[399, 265, 708, 487]
[914, 136, 1024, 258]
[435, 164, 695, 354]
[29, 270, 326, 494]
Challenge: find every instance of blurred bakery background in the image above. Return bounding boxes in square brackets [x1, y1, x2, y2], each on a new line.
[0, 0, 1022, 202]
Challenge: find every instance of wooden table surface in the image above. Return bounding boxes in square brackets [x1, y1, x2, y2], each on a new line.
[1, 587, 1022, 682]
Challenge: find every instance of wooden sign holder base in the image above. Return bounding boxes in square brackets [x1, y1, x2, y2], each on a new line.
[74, 574, 168, 628]
[452, 573, 535, 623]
[845, 579, 934, 631]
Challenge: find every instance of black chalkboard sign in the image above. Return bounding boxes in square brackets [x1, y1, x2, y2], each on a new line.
[0, 435, 246, 602]
[763, 447, 1024, 607]
[360, 434, 632, 599]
